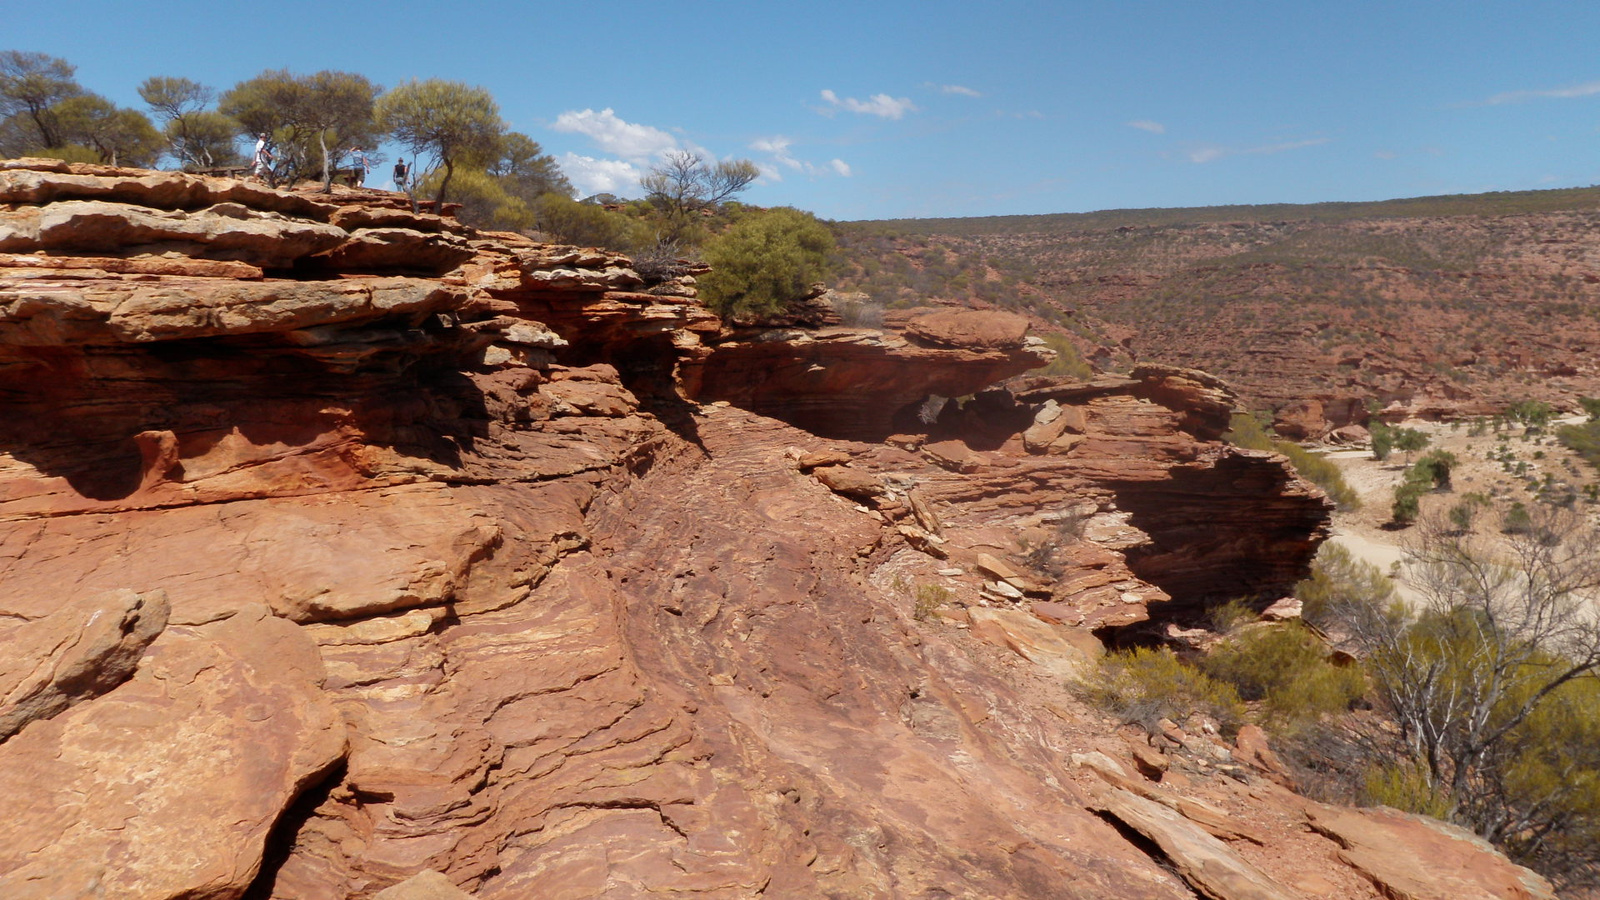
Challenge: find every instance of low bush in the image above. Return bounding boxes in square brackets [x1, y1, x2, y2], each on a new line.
[699, 208, 835, 320]
[1079, 647, 1244, 736]
[1201, 625, 1366, 734]
[1028, 332, 1094, 379]
[1363, 762, 1454, 820]
[1293, 542, 1398, 633]
[1225, 413, 1361, 510]
[912, 583, 950, 621]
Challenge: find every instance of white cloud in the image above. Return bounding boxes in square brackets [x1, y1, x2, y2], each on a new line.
[751, 136, 802, 171]
[1249, 137, 1330, 155]
[749, 135, 851, 179]
[1188, 137, 1329, 164]
[939, 84, 981, 97]
[557, 153, 644, 196]
[551, 108, 678, 162]
[820, 89, 918, 120]
[1483, 80, 1600, 105]
[1127, 119, 1166, 134]
[1374, 149, 1398, 160]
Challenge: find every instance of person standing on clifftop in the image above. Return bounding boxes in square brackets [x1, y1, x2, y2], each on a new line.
[349, 147, 370, 187]
[251, 134, 274, 182]
[393, 159, 408, 192]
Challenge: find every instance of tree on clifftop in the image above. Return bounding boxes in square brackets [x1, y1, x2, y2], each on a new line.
[641, 150, 761, 242]
[220, 69, 383, 188]
[376, 79, 504, 205]
[0, 51, 81, 151]
[50, 94, 162, 166]
[139, 76, 239, 169]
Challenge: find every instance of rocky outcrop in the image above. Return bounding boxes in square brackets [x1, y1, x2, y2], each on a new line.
[686, 307, 1050, 439]
[0, 161, 1534, 898]
[0, 588, 168, 741]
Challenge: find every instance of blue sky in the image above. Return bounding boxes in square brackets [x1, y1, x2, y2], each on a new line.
[10, 0, 1600, 220]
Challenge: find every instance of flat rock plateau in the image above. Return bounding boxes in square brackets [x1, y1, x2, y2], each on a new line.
[0, 160, 1557, 899]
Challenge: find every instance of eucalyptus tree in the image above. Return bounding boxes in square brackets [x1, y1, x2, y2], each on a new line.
[138, 76, 238, 168]
[375, 79, 504, 204]
[220, 69, 382, 188]
[51, 94, 161, 166]
[0, 50, 82, 152]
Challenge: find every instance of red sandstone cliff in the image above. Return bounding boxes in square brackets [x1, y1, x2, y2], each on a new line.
[0, 161, 1552, 900]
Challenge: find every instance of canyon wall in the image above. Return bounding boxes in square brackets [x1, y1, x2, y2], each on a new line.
[0, 161, 1551, 900]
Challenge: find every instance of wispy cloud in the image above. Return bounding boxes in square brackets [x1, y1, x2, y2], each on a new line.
[749, 135, 851, 180]
[937, 84, 981, 97]
[1127, 119, 1166, 134]
[1188, 136, 1330, 164]
[551, 108, 678, 162]
[820, 89, 918, 119]
[1482, 80, 1600, 105]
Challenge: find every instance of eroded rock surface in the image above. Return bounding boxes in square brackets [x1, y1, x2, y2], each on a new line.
[0, 161, 1537, 898]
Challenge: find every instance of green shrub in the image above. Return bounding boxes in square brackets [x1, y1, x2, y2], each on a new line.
[1409, 449, 1457, 489]
[1507, 399, 1556, 431]
[1293, 542, 1399, 633]
[1391, 482, 1423, 525]
[1207, 598, 1257, 633]
[1201, 625, 1365, 733]
[1079, 647, 1244, 736]
[1028, 332, 1094, 379]
[533, 193, 652, 251]
[1370, 422, 1394, 461]
[1557, 419, 1600, 471]
[1504, 501, 1533, 534]
[699, 207, 836, 320]
[1225, 413, 1361, 510]
[1364, 762, 1454, 819]
[417, 166, 531, 231]
[912, 583, 950, 621]
[1447, 493, 1490, 532]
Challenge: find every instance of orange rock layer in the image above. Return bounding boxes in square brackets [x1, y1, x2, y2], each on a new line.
[0, 161, 1549, 900]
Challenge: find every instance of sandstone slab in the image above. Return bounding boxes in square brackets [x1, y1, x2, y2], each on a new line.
[0, 605, 345, 900]
[1305, 804, 1556, 900]
[0, 588, 169, 741]
[968, 607, 1094, 677]
[1096, 788, 1298, 900]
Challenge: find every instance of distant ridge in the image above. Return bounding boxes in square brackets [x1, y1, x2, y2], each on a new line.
[851, 185, 1600, 234]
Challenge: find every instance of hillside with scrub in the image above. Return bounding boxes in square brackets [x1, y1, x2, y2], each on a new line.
[832, 189, 1600, 437]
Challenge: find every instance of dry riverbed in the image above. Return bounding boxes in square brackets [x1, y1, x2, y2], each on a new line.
[1316, 416, 1597, 600]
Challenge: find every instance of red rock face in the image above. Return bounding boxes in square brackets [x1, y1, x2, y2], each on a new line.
[0, 162, 1544, 900]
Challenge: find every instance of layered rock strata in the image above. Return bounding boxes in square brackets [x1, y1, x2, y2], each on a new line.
[0, 161, 1547, 900]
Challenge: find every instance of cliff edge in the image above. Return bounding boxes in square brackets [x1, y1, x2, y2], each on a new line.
[0, 161, 1550, 900]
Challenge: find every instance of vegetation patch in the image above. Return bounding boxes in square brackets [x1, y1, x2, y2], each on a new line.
[1225, 413, 1360, 510]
